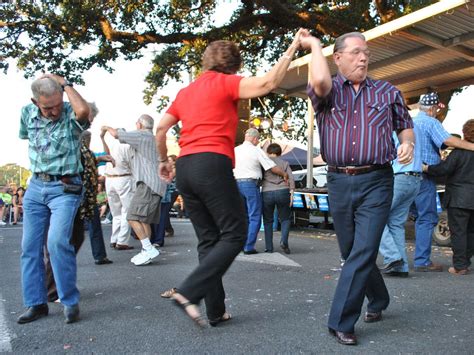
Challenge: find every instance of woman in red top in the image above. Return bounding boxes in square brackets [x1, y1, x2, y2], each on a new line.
[156, 29, 303, 327]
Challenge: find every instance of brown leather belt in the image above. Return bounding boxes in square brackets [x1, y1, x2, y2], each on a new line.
[327, 163, 391, 176]
[105, 173, 132, 178]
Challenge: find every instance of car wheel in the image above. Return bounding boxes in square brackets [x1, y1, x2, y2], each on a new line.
[432, 211, 451, 246]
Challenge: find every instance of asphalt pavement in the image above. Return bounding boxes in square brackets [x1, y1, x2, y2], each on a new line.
[0, 219, 473, 354]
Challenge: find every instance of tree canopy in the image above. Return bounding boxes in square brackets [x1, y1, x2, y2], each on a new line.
[1, 0, 436, 140]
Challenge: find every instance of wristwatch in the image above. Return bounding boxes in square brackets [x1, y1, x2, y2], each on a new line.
[61, 80, 74, 90]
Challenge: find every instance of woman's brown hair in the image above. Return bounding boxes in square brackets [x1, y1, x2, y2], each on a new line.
[462, 119, 474, 143]
[202, 40, 242, 74]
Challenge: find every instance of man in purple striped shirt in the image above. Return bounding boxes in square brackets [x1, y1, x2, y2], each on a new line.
[301, 30, 414, 345]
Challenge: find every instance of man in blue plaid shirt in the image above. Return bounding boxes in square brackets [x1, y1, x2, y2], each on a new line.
[412, 92, 474, 272]
[17, 74, 90, 325]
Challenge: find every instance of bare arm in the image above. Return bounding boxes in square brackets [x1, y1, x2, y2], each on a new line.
[156, 113, 179, 182]
[299, 30, 332, 98]
[397, 128, 415, 164]
[100, 128, 111, 155]
[444, 135, 474, 151]
[239, 29, 303, 99]
[96, 154, 115, 167]
[101, 126, 119, 139]
[41, 73, 90, 122]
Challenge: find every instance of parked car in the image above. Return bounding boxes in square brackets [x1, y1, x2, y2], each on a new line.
[292, 165, 328, 189]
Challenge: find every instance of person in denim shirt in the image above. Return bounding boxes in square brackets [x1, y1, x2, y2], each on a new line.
[378, 129, 423, 277]
[17, 74, 90, 325]
[412, 92, 474, 272]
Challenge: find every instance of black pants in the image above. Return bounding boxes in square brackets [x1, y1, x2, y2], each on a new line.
[175, 153, 247, 319]
[447, 207, 474, 270]
[327, 167, 393, 333]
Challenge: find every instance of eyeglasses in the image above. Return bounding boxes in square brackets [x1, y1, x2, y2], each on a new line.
[337, 49, 371, 58]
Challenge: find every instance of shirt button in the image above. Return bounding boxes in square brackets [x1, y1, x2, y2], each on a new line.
[352, 142, 356, 145]
[354, 110, 357, 114]
[353, 125, 356, 129]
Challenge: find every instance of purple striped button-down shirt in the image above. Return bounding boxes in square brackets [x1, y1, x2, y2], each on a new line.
[307, 73, 413, 167]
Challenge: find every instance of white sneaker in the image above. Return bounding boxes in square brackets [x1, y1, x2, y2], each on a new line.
[131, 247, 160, 266]
[101, 219, 111, 225]
[0, 221, 6, 226]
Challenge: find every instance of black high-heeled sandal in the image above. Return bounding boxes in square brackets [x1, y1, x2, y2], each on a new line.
[209, 312, 232, 327]
[172, 298, 207, 328]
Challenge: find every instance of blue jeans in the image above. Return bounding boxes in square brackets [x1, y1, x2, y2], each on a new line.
[414, 175, 438, 267]
[151, 202, 172, 246]
[237, 180, 262, 252]
[85, 205, 107, 261]
[379, 174, 422, 272]
[262, 189, 291, 251]
[21, 175, 82, 307]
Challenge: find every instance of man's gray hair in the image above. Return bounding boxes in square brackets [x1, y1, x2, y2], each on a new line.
[88, 102, 99, 119]
[31, 77, 63, 100]
[419, 104, 434, 112]
[245, 128, 260, 138]
[138, 114, 154, 130]
[333, 32, 366, 54]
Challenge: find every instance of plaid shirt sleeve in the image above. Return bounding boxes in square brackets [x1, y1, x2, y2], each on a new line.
[19, 107, 29, 139]
[429, 119, 451, 148]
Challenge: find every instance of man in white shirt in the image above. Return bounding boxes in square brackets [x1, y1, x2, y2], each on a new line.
[234, 128, 288, 254]
[101, 130, 134, 250]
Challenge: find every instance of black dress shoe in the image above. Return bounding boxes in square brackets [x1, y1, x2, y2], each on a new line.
[379, 259, 403, 271]
[95, 258, 113, 265]
[328, 328, 357, 345]
[243, 250, 258, 255]
[64, 304, 80, 324]
[383, 270, 409, 277]
[280, 244, 291, 254]
[17, 304, 49, 324]
[364, 311, 382, 323]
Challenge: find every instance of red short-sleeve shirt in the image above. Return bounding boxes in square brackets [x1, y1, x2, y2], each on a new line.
[166, 71, 243, 165]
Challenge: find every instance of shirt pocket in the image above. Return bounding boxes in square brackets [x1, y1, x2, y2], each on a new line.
[367, 101, 389, 129]
[329, 103, 346, 130]
[50, 129, 72, 157]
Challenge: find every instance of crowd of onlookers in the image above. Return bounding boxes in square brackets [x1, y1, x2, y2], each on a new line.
[0, 183, 25, 226]
[0, 174, 187, 229]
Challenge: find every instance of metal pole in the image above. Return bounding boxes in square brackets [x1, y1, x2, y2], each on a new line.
[306, 98, 314, 189]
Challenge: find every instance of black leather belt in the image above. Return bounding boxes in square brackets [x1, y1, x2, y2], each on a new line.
[236, 178, 259, 183]
[34, 173, 79, 182]
[394, 171, 421, 177]
[327, 163, 391, 176]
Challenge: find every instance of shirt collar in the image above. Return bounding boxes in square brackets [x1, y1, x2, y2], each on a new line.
[335, 72, 374, 88]
[415, 110, 434, 120]
[28, 104, 61, 123]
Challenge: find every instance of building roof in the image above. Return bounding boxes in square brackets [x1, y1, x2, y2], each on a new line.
[275, 0, 474, 104]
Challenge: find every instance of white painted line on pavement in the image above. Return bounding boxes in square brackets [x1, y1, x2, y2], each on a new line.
[0, 296, 13, 353]
[237, 252, 302, 267]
